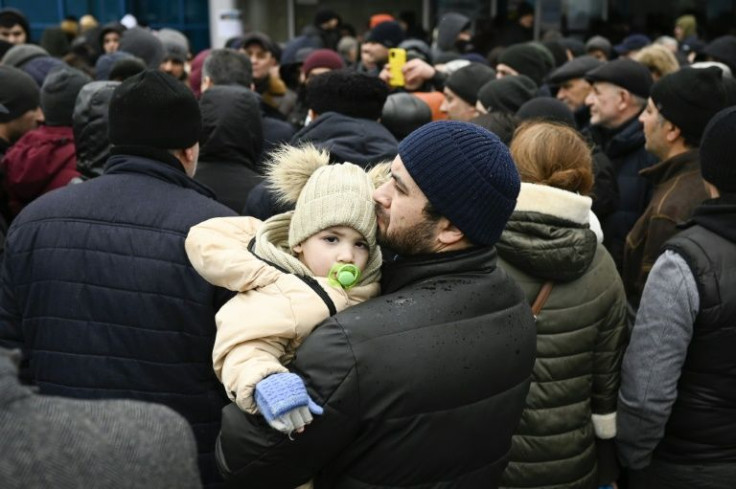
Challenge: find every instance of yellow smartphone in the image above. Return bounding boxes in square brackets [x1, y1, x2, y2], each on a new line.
[388, 48, 406, 87]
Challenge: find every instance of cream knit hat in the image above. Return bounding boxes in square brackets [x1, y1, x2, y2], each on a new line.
[267, 144, 387, 281]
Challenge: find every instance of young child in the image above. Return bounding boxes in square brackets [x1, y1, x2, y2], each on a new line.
[185, 144, 385, 435]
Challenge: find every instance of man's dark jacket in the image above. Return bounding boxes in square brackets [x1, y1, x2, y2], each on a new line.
[196, 85, 264, 213]
[216, 246, 537, 488]
[587, 116, 656, 269]
[0, 150, 237, 487]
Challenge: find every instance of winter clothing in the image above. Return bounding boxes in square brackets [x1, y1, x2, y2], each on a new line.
[498, 44, 555, 87]
[196, 85, 264, 212]
[399, 120, 520, 246]
[291, 111, 398, 165]
[0, 347, 202, 489]
[109, 70, 201, 150]
[381, 92, 432, 141]
[0, 44, 47, 69]
[0, 66, 39, 123]
[546, 55, 602, 85]
[18, 55, 65, 87]
[587, 115, 656, 269]
[40, 65, 91, 127]
[619, 196, 736, 487]
[254, 372, 323, 426]
[158, 28, 189, 63]
[365, 21, 404, 48]
[651, 66, 729, 144]
[307, 69, 388, 121]
[497, 183, 628, 489]
[586, 36, 612, 58]
[585, 58, 653, 99]
[478, 75, 538, 113]
[623, 150, 708, 305]
[118, 27, 164, 69]
[700, 106, 736, 192]
[185, 213, 380, 414]
[72, 81, 119, 179]
[1, 125, 80, 215]
[445, 62, 496, 105]
[703, 35, 736, 75]
[216, 244, 537, 488]
[516, 97, 576, 127]
[436, 12, 470, 52]
[301, 49, 343, 75]
[95, 51, 135, 80]
[614, 34, 651, 55]
[0, 149, 237, 487]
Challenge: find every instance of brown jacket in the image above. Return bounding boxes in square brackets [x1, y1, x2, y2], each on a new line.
[623, 149, 708, 305]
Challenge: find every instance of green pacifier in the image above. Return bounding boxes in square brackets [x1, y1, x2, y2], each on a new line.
[328, 263, 361, 289]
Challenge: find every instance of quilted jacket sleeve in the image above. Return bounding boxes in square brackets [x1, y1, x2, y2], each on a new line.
[0, 234, 24, 354]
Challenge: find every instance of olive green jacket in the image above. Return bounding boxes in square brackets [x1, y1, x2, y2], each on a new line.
[497, 183, 628, 489]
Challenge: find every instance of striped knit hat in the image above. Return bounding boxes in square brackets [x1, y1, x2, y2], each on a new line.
[398, 121, 520, 245]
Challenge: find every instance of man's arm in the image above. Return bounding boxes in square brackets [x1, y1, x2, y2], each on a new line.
[617, 250, 699, 469]
[0, 236, 23, 352]
[216, 316, 362, 488]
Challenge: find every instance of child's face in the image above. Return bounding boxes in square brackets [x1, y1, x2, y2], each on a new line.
[293, 226, 370, 278]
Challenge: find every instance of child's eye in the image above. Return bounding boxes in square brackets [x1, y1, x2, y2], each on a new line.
[323, 236, 338, 243]
[356, 241, 368, 249]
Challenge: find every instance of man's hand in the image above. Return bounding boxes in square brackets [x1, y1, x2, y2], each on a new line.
[402, 58, 436, 88]
[254, 373, 324, 434]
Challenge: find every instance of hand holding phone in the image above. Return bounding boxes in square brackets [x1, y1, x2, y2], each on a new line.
[388, 48, 407, 87]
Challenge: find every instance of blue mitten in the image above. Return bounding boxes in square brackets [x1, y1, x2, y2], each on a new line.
[255, 373, 323, 434]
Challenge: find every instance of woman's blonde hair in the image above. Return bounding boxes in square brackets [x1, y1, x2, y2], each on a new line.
[510, 121, 594, 195]
[634, 45, 680, 81]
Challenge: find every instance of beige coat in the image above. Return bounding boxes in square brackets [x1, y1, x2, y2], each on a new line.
[185, 215, 380, 413]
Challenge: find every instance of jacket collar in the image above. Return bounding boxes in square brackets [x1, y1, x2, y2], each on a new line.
[692, 195, 736, 244]
[639, 149, 700, 184]
[380, 246, 497, 294]
[515, 183, 591, 225]
[104, 146, 217, 199]
[590, 113, 645, 160]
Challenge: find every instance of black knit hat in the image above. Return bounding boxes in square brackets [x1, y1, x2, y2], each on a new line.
[446, 62, 496, 105]
[700, 106, 736, 192]
[651, 67, 729, 146]
[498, 43, 554, 86]
[109, 70, 201, 149]
[306, 68, 388, 120]
[0, 65, 39, 123]
[546, 55, 602, 85]
[398, 121, 520, 245]
[585, 58, 653, 99]
[703, 35, 736, 75]
[477, 75, 537, 114]
[41, 65, 91, 127]
[365, 21, 405, 48]
[118, 27, 164, 69]
[516, 97, 575, 127]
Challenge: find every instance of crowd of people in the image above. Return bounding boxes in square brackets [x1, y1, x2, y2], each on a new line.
[1, 3, 735, 489]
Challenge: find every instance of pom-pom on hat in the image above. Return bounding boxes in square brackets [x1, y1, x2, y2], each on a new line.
[398, 121, 520, 245]
[700, 106, 736, 192]
[109, 70, 201, 149]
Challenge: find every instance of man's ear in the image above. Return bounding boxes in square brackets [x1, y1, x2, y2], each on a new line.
[666, 122, 682, 143]
[436, 217, 465, 246]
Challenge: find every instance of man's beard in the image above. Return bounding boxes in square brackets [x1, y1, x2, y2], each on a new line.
[376, 205, 439, 256]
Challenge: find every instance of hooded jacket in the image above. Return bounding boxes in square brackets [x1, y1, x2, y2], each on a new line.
[496, 183, 628, 489]
[185, 214, 379, 414]
[216, 245, 537, 488]
[290, 111, 398, 167]
[72, 80, 119, 179]
[1, 125, 80, 216]
[196, 85, 264, 212]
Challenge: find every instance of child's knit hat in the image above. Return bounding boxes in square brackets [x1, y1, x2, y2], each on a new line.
[267, 144, 386, 280]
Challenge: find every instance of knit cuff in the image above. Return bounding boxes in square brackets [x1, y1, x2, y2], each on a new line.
[592, 412, 617, 439]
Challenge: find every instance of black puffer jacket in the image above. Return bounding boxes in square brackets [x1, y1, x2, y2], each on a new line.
[0, 150, 236, 487]
[197, 85, 264, 212]
[216, 246, 537, 489]
[72, 80, 119, 179]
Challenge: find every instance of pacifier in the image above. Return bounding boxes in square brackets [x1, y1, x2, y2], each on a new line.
[327, 263, 361, 289]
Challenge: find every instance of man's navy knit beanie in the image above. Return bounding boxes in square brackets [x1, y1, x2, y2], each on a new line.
[398, 121, 520, 246]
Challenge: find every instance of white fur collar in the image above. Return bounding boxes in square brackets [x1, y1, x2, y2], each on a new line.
[515, 183, 592, 225]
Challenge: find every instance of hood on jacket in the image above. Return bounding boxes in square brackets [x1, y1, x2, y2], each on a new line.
[2, 125, 79, 214]
[437, 13, 471, 52]
[497, 183, 598, 282]
[199, 85, 263, 170]
[290, 111, 398, 167]
[73, 81, 120, 179]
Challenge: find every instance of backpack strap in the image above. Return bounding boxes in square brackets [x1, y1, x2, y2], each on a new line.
[531, 281, 554, 318]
